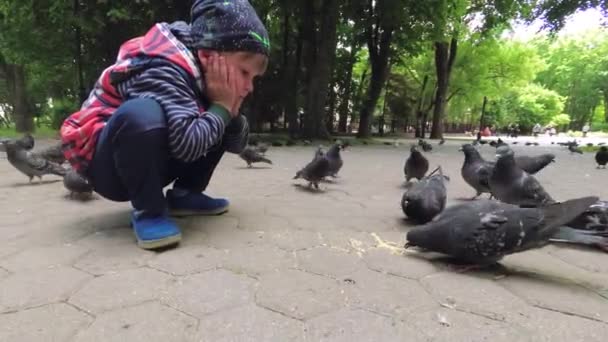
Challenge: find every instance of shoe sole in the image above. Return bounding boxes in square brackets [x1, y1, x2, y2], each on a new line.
[136, 234, 182, 250]
[169, 206, 230, 217]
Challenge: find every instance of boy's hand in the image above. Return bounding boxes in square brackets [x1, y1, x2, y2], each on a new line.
[204, 54, 239, 118]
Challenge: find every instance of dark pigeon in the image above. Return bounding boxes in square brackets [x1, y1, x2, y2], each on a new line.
[401, 168, 449, 224]
[1, 139, 66, 182]
[569, 144, 583, 154]
[0, 133, 35, 152]
[239, 147, 272, 167]
[489, 146, 554, 207]
[404, 145, 429, 182]
[325, 143, 344, 177]
[419, 139, 433, 152]
[293, 156, 330, 189]
[514, 153, 556, 175]
[595, 146, 608, 169]
[63, 169, 94, 199]
[405, 196, 599, 265]
[439, 138, 445, 145]
[459, 144, 494, 199]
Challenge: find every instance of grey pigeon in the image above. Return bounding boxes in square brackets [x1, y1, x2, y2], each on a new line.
[0, 133, 34, 152]
[418, 139, 433, 152]
[489, 146, 554, 207]
[239, 147, 272, 167]
[404, 145, 429, 182]
[514, 153, 555, 175]
[439, 138, 445, 145]
[459, 144, 494, 199]
[1, 139, 66, 182]
[35, 142, 66, 164]
[595, 146, 608, 169]
[401, 168, 449, 223]
[255, 143, 269, 156]
[293, 156, 330, 189]
[569, 144, 583, 154]
[314, 146, 325, 159]
[550, 227, 608, 252]
[325, 143, 343, 177]
[63, 169, 94, 199]
[405, 196, 599, 265]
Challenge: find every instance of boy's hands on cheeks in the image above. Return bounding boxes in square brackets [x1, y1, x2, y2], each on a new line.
[203, 53, 240, 118]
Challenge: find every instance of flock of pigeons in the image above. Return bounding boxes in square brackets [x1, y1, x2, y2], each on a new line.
[0, 134, 93, 198]
[2, 133, 607, 268]
[403, 138, 608, 267]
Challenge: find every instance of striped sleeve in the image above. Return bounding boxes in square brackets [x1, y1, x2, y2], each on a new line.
[116, 65, 231, 162]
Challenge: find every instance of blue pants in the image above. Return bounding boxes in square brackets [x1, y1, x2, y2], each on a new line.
[89, 99, 225, 216]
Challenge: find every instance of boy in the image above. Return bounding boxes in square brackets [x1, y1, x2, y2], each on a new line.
[61, 0, 269, 249]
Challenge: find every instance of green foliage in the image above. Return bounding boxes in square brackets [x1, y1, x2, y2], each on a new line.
[45, 97, 78, 130]
[549, 113, 572, 127]
[492, 83, 564, 129]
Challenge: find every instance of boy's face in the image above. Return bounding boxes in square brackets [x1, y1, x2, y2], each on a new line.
[198, 50, 267, 99]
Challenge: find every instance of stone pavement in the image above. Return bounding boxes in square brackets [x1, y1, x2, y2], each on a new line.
[1, 139, 608, 341]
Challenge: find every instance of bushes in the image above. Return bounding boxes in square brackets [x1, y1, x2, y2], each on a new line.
[46, 98, 78, 130]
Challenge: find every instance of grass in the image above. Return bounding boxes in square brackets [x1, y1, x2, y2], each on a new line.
[0, 126, 59, 139]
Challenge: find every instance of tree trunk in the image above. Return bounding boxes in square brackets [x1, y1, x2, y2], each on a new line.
[74, 0, 86, 103]
[604, 89, 608, 123]
[479, 96, 488, 132]
[415, 75, 429, 138]
[337, 40, 360, 133]
[9, 64, 34, 132]
[357, 27, 393, 138]
[430, 38, 457, 139]
[303, 0, 339, 139]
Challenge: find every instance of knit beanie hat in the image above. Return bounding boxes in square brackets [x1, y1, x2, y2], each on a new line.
[190, 0, 270, 56]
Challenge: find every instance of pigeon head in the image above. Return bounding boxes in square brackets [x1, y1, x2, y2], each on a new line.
[410, 145, 420, 153]
[495, 145, 514, 160]
[458, 144, 476, 153]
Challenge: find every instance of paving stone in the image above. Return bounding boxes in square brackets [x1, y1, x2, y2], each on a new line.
[407, 308, 528, 341]
[295, 247, 365, 279]
[163, 269, 255, 318]
[147, 246, 225, 276]
[345, 269, 436, 317]
[546, 245, 608, 274]
[305, 308, 422, 342]
[74, 302, 197, 342]
[512, 307, 608, 341]
[69, 268, 172, 314]
[258, 228, 322, 251]
[289, 216, 396, 232]
[196, 304, 305, 341]
[420, 272, 530, 322]
[220, 244, 296, 277]
[0, 303, 92, 342]
[363, 248, 441, 279]
[73, 243, 155, 276]
[499, 274, 608, 323]
[0, 244, 89, 272]
[256, 269, 346, 320]
[0, 267, 92, 312]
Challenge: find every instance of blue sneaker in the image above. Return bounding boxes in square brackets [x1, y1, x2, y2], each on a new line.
[131, 212, 181, 249]
[166, 189, 230, 217]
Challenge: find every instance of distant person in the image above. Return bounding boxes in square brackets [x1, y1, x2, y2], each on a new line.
[582, 123, 590, 138]
[533, 123, 541, 137]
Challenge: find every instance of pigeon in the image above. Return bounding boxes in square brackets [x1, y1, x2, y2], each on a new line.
[325, 143, 344, 177]
[533, 142, 540, 146]
[255, 143, 269, 156]
[293, 156, 330, 189]
[63, 169, 94, 199]
[405, 196, 599, 265]
[550, 227, 608, 252]
[525, 142, 533, 146]
[478, 140, 488, 145]
[0, 133, 35, 152]
[401, 168, 449, 223]
[239, 147, 272, 167]
[595, 146, 608, 169]
[489, 146, 554, 207]
[439, 138, 445, 145]
[587, 143, 594, 147]
[598, 142, 606, 146]
[566, 200, 608, 231]
[34, 142, 66, 164]
[419, 139, 433, 152]
[404, 145, 429, 182]
[513, 153, 556, 175]
[459, 144, 494, 199]
[314, 146, 325, 159]
[511, 141, 518, 145]
[1, 139, 67, 182]
[569, 144, 583, 154]
[488, 138, 507, 148]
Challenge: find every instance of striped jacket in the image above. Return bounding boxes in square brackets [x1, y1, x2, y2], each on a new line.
[61, 22, 248, 173]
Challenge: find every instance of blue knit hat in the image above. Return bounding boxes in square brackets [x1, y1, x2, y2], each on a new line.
[190, 0, 270, 56]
